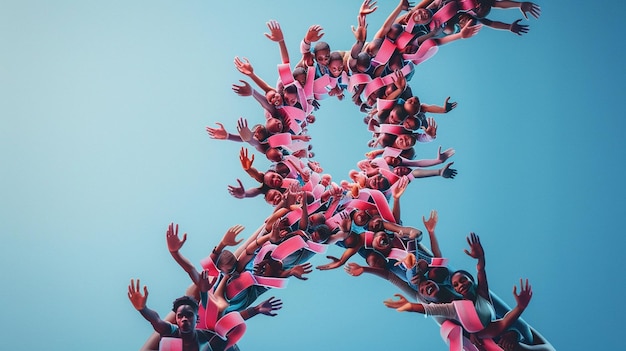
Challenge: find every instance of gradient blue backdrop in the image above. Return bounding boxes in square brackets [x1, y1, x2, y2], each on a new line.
[1, 1, 624, 350]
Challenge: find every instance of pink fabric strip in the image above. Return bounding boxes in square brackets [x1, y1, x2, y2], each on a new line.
[370, 158, 391, 172]
[345, 199, 377, 212]
[306, 199, 322, 214]
[225, 271, 257, 300]
[215, 312, 247, 350]
[268, 133, 292, 148]
[382, 147, 403, 158]
[403, 39, 438, 65]
[379, 168, 400, 185]
[429, 1, 460, 31]
[271, 235, 308, 262]
[200, 256, 220, 278]
[305, 240, 327, 253]
[379, 124, 406, 136]
[304, 67, 315, 98]
[396, 31, 415, 50]
[281, 178, 300, 189]
[429, 257, 449, 267]
[388, 247, 408, 262]
[286, 208, 302, 226]
[199, 297, 219, 330]
[253, 275, 289, 289]
[372, 38, 397, 66]
[313, 75, 332, 95]
[278, 63, 295, 86]
[159, 337, 183, 351]
[349, 73, 372, 93]
[376, 98, 396, 111]
[253, 244, 277, 267]
[405, 16, 417, 34]
[363, 188, 395, 223]
[452, 300, 484, 333]
[364, 77, 384, 99]
[363, 231, 375, 248]
[440, 320, 463, 351]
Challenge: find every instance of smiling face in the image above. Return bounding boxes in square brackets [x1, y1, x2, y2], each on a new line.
[372, 231, 391, 253]
[394, 134, 416, 150]
[412, 8, 432, 25]
[266, 117, 283, 134]
[266, 90, 283, 106]
[352, 209, 371, 227]
[366, 173, 391, 191]
[264, 188, 284, 206]
[418, 279, 441, 299]
[451, 272, 474, 298]
[263, 171, 284, 189]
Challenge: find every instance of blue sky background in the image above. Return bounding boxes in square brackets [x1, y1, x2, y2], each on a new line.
[1, 1, 624, 350]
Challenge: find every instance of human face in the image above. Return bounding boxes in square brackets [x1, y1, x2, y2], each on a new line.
[451, 273, 474, 297]
[384, 156, 401, 167]
[372, 231, 391, 253]
[387, 108, 407, 125]
[266, 118, 283, 134]
[328, 59, 344, 78]
[393, 166, 411, 177]
[352, 210, 371, 227]
[309, 213, 326, 227]
[315, 49, 330, 67]
[366, 173, 390, 190]
[294, 73, 306, 87]
[264, 189, 284, 206]
[263, 172, 283, 189]
[403, 116, 419, 131]
[419, 280, 440, 299]
[283, 90, 298, 106]
[412, 8, 432, 25]
[404, 96, 421, 115]
[367, 216, 384, 232]
[266, 90, 283, 106]
[394, 134, 416, 150]
[175, 305, 197, 334]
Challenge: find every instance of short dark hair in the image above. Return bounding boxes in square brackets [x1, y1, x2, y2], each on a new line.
[172, 296, 199, 313]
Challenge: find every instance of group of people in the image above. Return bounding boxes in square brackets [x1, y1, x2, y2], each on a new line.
[128, 0, 549, 350]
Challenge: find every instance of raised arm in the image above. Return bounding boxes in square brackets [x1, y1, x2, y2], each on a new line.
[422, 210, 442, 257]
[400, 146, 455, 168]
[375, 0, 412, 40]
[166, 222, 200, 285]
[264, 20, 290, 64]
[421, 96, 457, 114]
[463, 232, 489, 300]
[210, 224, 245, 263]
[206, 122, 243, 142]
[234, 56, 275, 93]
[128, 279, 171, 334]
[478, 279, 533, 339]
[493, 1, 541, 19]
[239, 147, 264, 183]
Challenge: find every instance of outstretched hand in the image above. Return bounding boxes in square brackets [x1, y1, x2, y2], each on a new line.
[222, 224, 245, 246]
[316, 255, 341, 270]
[166, 222, 186, 253]
[239, 147, 254, 171]
[422, 210, 438, 233]
[510, 19, 529, 36]
[513, 278, 533, 309]
[463, 232, 484, 260]
[197, 270, 217, 293]
[256, 296, 283, 316]
[290, 262, 313, 280]
[444, 96, 457, 112]
[383, 293, 410, 310]
[236, 117, 253, 142]
[344, 262, 364, 276]
[520, 2, 540, 20]
[439, 162, 457, 179]
[437, 146, 455, 162]
[206, 122, 228, 139]
[234, 56, 254, 76]
[227, 179, 246, 199]
[128, 278, 148, 311]
[232, 80, 252, 97]
[305, 25, 325, 43]
[264, 20, 284, 42]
